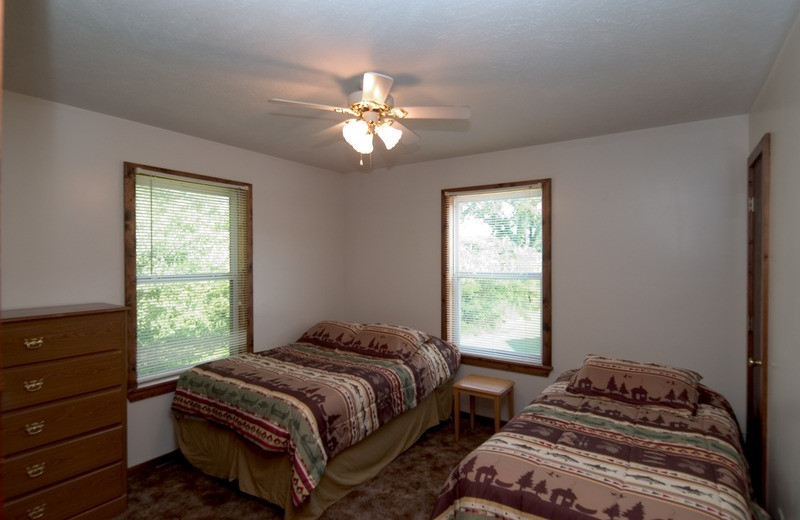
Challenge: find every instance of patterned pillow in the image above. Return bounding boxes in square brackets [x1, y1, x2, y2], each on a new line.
[566, 355, 703, 413]
[348, 323, 430, 360]
[296, 320, 362, 349]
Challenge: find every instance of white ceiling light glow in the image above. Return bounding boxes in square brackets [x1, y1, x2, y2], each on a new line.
[342, 116, 403, 154]
[376, 121, 402, 150]
[342, 118, 374, 154]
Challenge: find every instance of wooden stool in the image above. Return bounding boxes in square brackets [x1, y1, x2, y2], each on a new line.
[453, 374, 514, 441]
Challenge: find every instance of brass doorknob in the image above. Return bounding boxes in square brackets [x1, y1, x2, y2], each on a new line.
[748, 358, 763, 367]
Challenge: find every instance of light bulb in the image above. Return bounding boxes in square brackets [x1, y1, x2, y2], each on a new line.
[352, 132, 374, 154]
[376, 122, 402, 150]
[342, 119, 370, 147]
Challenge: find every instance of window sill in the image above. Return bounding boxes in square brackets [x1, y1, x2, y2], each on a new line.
[461, 354, 553, 376]
[127, 380, 178, 402]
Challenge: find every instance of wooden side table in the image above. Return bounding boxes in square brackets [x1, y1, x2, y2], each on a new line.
[453, 374, 514, 441]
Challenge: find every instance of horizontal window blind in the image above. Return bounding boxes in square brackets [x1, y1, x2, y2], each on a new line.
[444, 183, 544, 365]
[135, 169, 250, 384]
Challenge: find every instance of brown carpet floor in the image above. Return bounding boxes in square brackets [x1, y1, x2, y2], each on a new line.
[113, 415, 494, 520]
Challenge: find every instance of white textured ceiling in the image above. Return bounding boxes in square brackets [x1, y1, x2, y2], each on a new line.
[5, 1, 800, 173]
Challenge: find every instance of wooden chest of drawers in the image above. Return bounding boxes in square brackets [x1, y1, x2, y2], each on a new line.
[2, 303, 128, 520]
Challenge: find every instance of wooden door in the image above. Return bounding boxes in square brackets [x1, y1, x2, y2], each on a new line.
[746, 133, 770, 505]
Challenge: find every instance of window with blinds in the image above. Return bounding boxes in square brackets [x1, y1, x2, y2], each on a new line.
[124, 163, 252, 395]
[442, 179, 552, 375]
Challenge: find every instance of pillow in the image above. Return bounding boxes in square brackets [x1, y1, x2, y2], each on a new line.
[565, 355, 703, 413]
[348, 323, 430, 360]
[296, 320, 362, 349]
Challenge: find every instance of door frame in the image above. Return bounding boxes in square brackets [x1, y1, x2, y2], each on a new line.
[746, 132, 770, 505]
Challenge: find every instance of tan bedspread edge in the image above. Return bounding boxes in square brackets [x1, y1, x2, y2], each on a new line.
[174, 379, 454, 520]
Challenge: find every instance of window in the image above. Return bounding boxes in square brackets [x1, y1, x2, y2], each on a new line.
[124, 163, 253, 400]
[442, 179, 551, 376]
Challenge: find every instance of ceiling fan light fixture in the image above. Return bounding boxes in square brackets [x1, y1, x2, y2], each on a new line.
[271, 72, 470, 163]
[353, 133, 374, 154]
[343, 118, 374, 154]
[376, 121, 402, 150]
[342, 118, 368, 146]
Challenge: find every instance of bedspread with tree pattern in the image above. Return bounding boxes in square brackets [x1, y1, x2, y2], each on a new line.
[172, 338, 459, 506]
[431, 371, 765, 520]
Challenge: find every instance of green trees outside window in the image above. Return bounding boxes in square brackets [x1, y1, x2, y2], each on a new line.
[443, 180, 552, 375]
[124, 163, 252, 397]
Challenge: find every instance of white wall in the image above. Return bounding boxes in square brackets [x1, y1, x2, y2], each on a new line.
[2, 91, 753, 472]
[2, 92, 347, 466]
[343, 116, 749, 425]
[748, 11, 800, 520]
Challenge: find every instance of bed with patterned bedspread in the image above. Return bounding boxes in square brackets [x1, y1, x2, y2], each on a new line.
[172, 321, 460, 508]
[431, 356, 766, 520]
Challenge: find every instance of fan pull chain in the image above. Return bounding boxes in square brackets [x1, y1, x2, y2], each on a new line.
[359, 153, 373, 168]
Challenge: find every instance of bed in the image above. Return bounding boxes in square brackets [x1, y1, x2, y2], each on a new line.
[431, 355, 767, 520]
[171, 320, 460, 520]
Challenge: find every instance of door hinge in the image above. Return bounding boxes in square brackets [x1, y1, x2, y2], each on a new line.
[748, 197, 755, 212]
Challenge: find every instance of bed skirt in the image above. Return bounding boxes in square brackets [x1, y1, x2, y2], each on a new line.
[174, 379, 453, 520]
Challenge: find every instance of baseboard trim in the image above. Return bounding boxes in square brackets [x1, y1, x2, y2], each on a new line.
[128, 449, 182, 478]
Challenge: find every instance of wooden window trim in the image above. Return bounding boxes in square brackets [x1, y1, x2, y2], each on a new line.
[441, 179, 552, 376]
[461, 354, 553, 376]
[124, 162, 254, 401]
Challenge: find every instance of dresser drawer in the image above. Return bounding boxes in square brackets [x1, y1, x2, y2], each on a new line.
[2, 351, 122, 411]
[2, 310, 125, 367]
[3, 427, 124, 499]
[67, 496, 126, 520]
[3, 463, 124, 520]
[3, 389, 123, 456]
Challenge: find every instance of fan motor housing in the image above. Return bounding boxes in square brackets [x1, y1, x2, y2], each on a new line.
[348, 91, 394, 108]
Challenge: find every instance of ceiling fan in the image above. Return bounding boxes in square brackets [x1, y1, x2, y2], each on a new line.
[269, 72, 470, 156]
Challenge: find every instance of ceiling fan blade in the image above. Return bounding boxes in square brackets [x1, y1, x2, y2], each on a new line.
[269, 98, 356, 116]
[312, 121, 346, 139]
[396, 106, 471, 119]
[361, 72, 394, 104]
[310, 121, 350, 147]
[391, 121, 420, 145]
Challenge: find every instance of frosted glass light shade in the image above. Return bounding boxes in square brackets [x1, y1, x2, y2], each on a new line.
[343, 119, 368, 145]
[352, 133, 374, 154]
[342, 119, 374, 154]
[376, 123, 402, 150]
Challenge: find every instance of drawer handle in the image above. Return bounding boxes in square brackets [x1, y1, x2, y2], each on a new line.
[26, 462, 46, 478]
[27, 504, 46, 520]
[25, 421, 45, 435]
[24, 337, 45, 350]
[24, 379, 45, 392]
